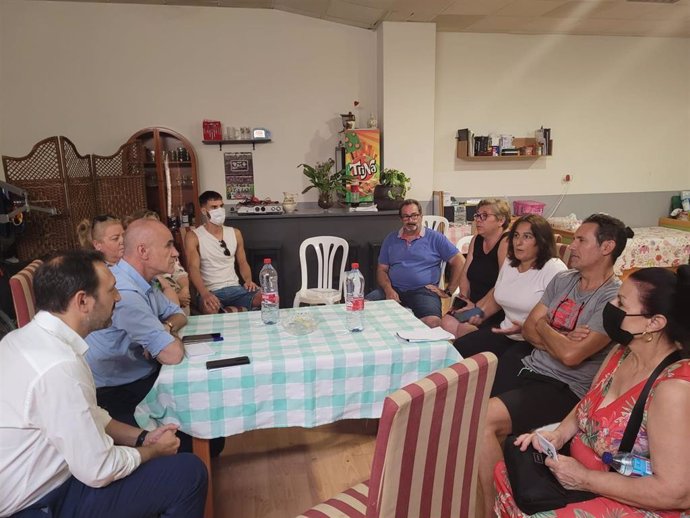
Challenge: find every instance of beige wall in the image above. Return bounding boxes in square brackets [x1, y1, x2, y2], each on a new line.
[380, 22, 436, 201]
[0, 0, 378, 203]
[1, 2, 688, 207]
[434, 32, 690, 197]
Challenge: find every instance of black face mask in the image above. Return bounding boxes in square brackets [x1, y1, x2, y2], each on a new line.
[602, 302, 649, 346]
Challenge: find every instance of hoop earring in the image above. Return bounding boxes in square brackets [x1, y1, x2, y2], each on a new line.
[641, 331, 654, 343]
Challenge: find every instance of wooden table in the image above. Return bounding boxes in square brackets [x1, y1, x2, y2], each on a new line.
[615, 226, 690, 277]
[658, 217, 690, 232]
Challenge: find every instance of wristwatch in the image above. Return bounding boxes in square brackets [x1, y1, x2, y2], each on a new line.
[135, 430, 149, 447]
[164, 321, 174, 333]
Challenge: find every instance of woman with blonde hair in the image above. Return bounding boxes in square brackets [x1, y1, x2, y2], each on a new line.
[445, 198, 511, 337]
[76, 214, 124, 265]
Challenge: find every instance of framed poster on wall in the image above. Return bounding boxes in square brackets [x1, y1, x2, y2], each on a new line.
[224, 152, 255, 200]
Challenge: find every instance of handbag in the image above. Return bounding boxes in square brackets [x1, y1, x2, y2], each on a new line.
[504, 350, 681, 515]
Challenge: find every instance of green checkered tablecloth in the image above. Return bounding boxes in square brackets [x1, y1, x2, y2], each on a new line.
[135, 300, 461, 438]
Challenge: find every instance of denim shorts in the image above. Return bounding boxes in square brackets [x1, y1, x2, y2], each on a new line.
[365, 286, 441, 319]
[208, 285, 256, 310]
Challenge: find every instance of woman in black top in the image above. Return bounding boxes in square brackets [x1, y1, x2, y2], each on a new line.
[441, 198, 510, 338]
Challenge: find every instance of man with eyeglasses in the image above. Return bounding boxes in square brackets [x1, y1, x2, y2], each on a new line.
[476, 213, 629, 518]
[185, 191, 261, 314]
[365, 199, 465, 328]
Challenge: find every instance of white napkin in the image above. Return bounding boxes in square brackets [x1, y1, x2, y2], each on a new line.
[396, 327, 455, 342]
[184, 341, 214, 359]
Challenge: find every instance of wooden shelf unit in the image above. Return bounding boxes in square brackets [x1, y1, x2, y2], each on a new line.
[456, 135, 552, 161]
[128, 127, 200, 227]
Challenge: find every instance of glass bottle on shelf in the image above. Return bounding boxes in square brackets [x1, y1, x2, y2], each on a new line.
[167, 214, 180, 231]
[180, 205, 190, 228]
[186, 202, 195, 226]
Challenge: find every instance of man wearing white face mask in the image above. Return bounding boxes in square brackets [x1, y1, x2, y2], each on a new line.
[185, 191, 261, 314]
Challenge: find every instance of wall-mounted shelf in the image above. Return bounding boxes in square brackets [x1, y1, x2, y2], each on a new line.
[203, 138, 272, 151]
[456, 128, 552, 161]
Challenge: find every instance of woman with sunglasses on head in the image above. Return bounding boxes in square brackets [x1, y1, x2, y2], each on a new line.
[442, 198, 511, 338]
[76, 214, 125, 265]
[443, 214, 567, 353]
[495, 265, 690, 518]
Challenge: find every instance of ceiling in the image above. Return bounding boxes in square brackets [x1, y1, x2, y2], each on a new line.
[42, 0, 690, 37]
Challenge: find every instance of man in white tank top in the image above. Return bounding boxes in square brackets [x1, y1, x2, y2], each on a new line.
[185, 191, 261, 314]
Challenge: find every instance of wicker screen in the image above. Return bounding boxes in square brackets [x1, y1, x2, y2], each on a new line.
[2, 137, 73, 260]
[2, 136, 148, 261]
[63, 137, 96, 242]
[92, 141, 146, 218]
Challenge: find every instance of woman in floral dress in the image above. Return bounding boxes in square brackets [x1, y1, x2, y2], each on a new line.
[494, 266, 690, 517]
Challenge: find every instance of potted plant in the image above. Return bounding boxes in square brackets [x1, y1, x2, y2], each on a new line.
[299, 159, 350, 209]
[374, 168, 411, 210]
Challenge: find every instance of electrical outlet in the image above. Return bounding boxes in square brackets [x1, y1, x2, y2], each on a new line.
[562, 174, 572, 183]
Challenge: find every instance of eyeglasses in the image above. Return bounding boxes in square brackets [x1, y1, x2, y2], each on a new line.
[401, 213, 420, 220]
[473, 212, 497, 221]
[219, 240, 231, 256]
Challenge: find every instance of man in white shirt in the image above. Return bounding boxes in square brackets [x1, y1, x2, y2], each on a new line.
[185, 190, 261, 314]
[0, 250, 207, 518]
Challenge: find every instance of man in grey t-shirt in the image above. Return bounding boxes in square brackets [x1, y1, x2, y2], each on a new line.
[522, 269, 619, 399]
[475, 213, 630, 518]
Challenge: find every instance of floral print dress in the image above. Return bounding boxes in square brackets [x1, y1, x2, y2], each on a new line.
[494, 346, 690, 518]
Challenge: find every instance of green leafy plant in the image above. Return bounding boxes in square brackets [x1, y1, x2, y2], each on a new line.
[299, 159, 351, 196]
[378, 168, 410, 199]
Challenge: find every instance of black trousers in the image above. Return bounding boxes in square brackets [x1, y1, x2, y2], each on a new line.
[96, 370, 225, 457]
[453, 325, 520, 359]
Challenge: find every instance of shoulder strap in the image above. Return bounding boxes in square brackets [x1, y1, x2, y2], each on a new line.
[618, 350, 682, 453]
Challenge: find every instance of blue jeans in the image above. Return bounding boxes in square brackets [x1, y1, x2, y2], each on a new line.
[10, 453, 207, 518]
[209, 284, 256, 309]
[366, 286, 441, 319]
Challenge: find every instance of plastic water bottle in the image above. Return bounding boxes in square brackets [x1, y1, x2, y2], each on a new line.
[601, 452, 652, 477]
[259, 258, 279, 325]
[345, 262, 365, 332]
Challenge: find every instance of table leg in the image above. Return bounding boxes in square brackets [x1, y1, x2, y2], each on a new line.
[192, 437, 214, 518]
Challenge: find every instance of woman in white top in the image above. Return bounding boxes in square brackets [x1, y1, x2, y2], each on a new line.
[444, 214, 567, 358]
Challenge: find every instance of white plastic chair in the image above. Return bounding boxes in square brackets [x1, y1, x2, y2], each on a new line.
[446, 236, 474, 303]
[423, 216, 450, 289]
[422, 215, 449, 236]
[293, 236, 349, 308]
[456, 235, 473, 255]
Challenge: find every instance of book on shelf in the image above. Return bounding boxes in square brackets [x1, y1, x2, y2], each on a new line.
[536, 127, 551, 155]
[457, 128, 475, 156]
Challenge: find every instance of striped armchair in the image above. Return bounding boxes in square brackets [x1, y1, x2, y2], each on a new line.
[9, 259, 42, 328]
[297, 352, 498, 518]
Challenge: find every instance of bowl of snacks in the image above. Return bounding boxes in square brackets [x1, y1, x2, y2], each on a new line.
[281, 311, 320, 336]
